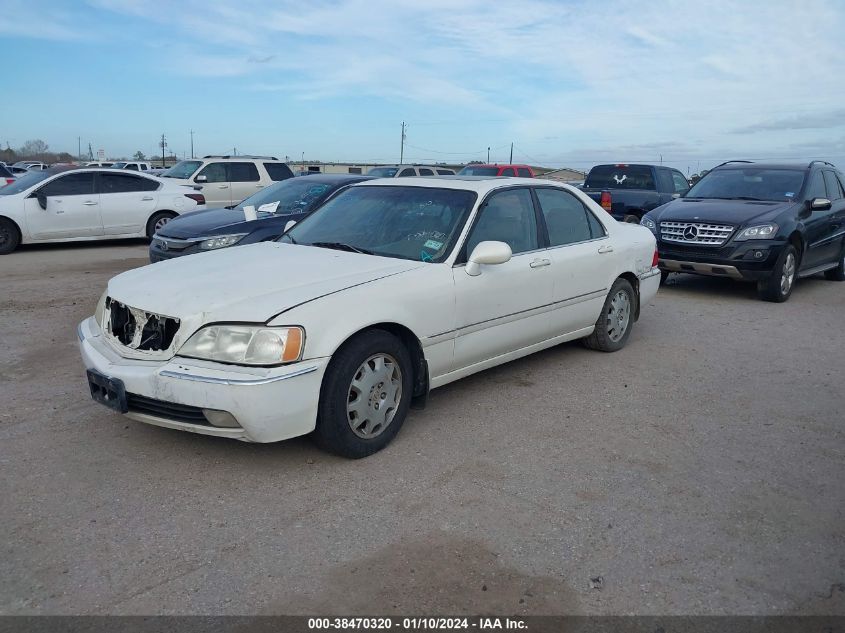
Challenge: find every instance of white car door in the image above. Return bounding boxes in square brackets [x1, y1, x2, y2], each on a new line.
[98, 172, 158, 235]
[451, 187, 554, 371]
[25, 172, 102, 239]
[193, 162, 230, 207]
[227, 161, 263, 205]
[534, 187, 616, 332]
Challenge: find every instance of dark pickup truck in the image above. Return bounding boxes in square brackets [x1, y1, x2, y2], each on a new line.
[582, 164, 690, 223]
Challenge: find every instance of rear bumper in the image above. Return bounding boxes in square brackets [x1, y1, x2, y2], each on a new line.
[657, 240, 785, 281]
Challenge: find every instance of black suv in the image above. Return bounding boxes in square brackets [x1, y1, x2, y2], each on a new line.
[640, 160, 845, 302]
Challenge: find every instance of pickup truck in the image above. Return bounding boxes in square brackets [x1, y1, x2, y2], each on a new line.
[582, 164, 690, 223]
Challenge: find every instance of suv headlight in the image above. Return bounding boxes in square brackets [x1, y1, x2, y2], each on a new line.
[178, 325, 304, 365]
[734, 224, 778, 241]
[199, 234, 247, 250]
[640, 216, 657, 233]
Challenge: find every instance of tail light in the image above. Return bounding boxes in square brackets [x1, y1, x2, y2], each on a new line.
[600, 190, 612, 212]
[185, 193, 205, 205]
[651, 249, 659, 267]
[4, 178, 13, 186]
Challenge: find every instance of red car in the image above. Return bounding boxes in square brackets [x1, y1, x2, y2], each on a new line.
[458, 163, 535, 177]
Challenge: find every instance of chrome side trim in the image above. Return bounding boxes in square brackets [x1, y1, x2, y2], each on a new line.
[659, 258, 744, 279]
[159, 364, 319, 386]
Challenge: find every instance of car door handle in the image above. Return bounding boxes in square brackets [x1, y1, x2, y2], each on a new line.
[83, 201, 98, 206]
[218, 184, 229, 189]
[598, 245, 614, 254]
[141, 196, 154, 201]
[529, 258, 551, 268]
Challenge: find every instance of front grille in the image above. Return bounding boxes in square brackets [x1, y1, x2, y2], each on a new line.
[127, 393, 211, 426]
[660, 221, 734, 246]
[153, 237, 198, 252]
[106, 298, 180, 351]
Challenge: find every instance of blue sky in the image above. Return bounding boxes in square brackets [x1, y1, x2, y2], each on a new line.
[3, 0, 845, 173]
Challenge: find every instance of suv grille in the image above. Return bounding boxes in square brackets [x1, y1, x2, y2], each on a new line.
[660, 221, 734, 246]
[106, 298, 180, 351]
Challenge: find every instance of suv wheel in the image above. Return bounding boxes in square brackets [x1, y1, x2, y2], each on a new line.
[823, 249, 845, 281]
[757, 245, 797, 302]
[0, 217, 20, 255]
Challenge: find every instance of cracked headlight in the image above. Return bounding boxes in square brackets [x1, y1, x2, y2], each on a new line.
[179, 325, 304, 365]
[734, 224, 778, 241]
[199, 234, 247, 250]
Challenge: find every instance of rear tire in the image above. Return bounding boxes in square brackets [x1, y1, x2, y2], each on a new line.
[583, 278, 636, 352]
[623, 214, 640, 224]
[823, 249, 845, 281]
[315, 329, 413, 458]
[0, 217, 20, 254]
[146, 211, 177, 239]
[757, 245, 797, 302]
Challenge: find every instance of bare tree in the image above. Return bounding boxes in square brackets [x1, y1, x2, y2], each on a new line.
[18, 139, 49, 159]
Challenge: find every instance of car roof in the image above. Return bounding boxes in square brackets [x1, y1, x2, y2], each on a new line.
[714, 162, 816, 171]
[357, 175, 565, 195]
[463, 163, 533, 169]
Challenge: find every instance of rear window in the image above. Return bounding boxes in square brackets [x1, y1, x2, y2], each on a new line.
[368, 167, 399, 177]
[264, 162, 294, 181]
[0, 165, 12, 178]
[585, 165, 656, 190]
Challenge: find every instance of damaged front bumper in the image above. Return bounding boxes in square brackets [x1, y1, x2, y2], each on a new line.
[77, 317, 329, 443]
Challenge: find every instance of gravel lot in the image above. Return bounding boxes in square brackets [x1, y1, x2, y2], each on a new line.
[1, 240, 843, 616]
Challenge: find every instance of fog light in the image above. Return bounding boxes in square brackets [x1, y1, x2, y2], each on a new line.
[754, 250, 764, 259]
[202, 409, 240, 428]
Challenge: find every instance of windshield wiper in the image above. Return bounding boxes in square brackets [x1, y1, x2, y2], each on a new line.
[309, 241, 373, 255]
[728, 196, 764, 201]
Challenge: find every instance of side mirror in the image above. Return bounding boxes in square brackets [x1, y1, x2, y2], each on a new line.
[811, 197, 832, 211]
[284, 220, 297, 232]
[195, 175, 207, 183]
[36, 191, 47, 210]
[465, 240, 512, 276]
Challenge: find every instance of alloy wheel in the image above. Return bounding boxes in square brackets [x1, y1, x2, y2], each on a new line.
[780, 252, 796, 295]
[346, 353, 403, 439]
[606, 290, 631, 343]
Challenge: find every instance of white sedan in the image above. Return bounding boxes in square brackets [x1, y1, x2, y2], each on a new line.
[0, 168, 206, 254]
[78, 177, 660, 458]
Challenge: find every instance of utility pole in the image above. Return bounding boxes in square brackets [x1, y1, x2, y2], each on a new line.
[399, 122, 406, 164]
[190, 130, 194, 158]
[87, 143, 93, 161]
[159, 133, 167, 166]
[77, 136, 81, 163]
[233, 147, 237, 156]
[509, 142, 513, 163]
[659, 154, 663, 165]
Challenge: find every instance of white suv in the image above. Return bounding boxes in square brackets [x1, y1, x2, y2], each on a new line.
[111, 161, 152, 172]
[160, 155, 294, 208]
[367, 165, 456, 177]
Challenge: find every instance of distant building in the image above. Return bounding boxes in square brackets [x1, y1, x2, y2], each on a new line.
[535, 167, 586, 183]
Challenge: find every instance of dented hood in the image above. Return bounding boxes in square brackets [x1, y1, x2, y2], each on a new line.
[107, 242, 424, 327]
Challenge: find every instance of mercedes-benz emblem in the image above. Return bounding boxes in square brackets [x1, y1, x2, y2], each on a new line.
[158, 239, 168, 251]
[682, 225, 699, 240]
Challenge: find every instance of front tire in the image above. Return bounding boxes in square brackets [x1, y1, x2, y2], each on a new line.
[823, 249, 845, 281]
[757, 245, 797, 302]
[0, 217, 20, 254]
[315, 329, 413, 458]
[583, 278, 636, 352]
[146, 211, 177, 239]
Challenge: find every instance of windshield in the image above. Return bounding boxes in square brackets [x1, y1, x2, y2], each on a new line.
[458, 166, 499, 176]
[585, 165, 656, 190]
[111, 162, 127, 169]
[367, 167, 399, 177]
[161, 160, 202, 179]
[280, 185, 477, 263]
[237, 178, 338, 215]
[687, 168, 805, 201]
[0, 169, 53, 195]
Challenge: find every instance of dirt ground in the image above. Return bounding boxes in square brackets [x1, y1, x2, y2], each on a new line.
[1, 240, 843, 615]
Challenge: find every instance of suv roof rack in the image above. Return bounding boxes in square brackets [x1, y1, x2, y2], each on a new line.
[202, 155, 280, 160]
[807, 160, 835, 168]
[713, 160, 754, 168]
